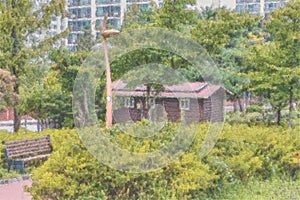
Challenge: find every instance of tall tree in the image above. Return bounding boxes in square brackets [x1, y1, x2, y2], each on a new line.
[0, 0, 67, 132]
[266, 0, 300, 128]
[220, 34, 250, 112]
[248, 0, 300, 127]
[154, 0, 197, 32]
[191, 8, 259, 56]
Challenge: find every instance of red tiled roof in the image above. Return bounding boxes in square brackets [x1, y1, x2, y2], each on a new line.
[112, 80, 223, 98]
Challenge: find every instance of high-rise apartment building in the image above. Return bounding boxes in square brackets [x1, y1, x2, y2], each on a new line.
[196, 0, 236, 10]
[235, 0, 289, 18]
[196, 0, 290, 18]
[67, 0, 163, 50]
[28, 0, 68, 47]
[36, 0, 289, 49]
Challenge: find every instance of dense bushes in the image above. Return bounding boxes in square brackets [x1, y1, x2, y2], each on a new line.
[28, 124, 220, 199]
[1, 123, 299, 199]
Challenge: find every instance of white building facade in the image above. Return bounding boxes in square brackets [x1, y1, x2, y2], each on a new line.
[35, 0, 290, 49]
[235, 0, 289, 18]
[196, 0, 290, 18]
[67, 0, 163, 50]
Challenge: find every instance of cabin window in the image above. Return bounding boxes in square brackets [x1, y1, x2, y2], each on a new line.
[180, 98, 190, 110]
[125, 97, 135, 108]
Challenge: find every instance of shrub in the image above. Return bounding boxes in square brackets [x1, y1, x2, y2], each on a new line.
[247, 105, 263, 113]
[29, 125, 219, 200]
[1, 123, 296, 199]
[0, 128, 50, 176]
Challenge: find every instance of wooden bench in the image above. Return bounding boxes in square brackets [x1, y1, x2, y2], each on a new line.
[2, 135, 53, 173]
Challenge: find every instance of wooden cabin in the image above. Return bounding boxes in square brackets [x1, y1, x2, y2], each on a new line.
[112, 80, 228, 124]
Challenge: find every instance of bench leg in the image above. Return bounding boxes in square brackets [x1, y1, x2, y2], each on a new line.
[13, 160, 25, 173]
[7, 160, 12, 172]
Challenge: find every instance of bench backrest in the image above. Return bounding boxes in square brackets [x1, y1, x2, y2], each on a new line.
[3, 135, 52, 159]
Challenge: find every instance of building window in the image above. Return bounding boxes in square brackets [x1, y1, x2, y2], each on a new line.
[69, 8, 91, 19]
[248, 4, 260, 12]
[96, 6, 121, 17]
[180, 98, 190, 110]
[107, 19, 121, 28]
[68, 33, 78, 44]
[140, 4, 149, 10]
[125, 97, 135, 108]
[236, 5, 244, 13]
[96, 0, 120, 4]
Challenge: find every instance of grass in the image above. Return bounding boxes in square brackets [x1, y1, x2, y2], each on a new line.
[206, 176, 300, 200]
[0, 167, 22, 180]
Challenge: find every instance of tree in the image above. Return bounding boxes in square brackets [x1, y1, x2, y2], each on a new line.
[220, 35, 250, 112]
[77, 25, 96, 51]
[247, 0, 300, 127]
[0, 69, 17, 109]
[122, 0, 156, 30]
[154, 0, 197, 31]
[267, 0, 300, 128]
[247, 42, 289, 125]
[191, 8, 259, 56]
[0, 0, 67, 132]
[20, 71, 72, 130]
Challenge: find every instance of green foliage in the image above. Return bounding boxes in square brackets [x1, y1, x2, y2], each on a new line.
[154, 0, 197, 31]
[20, 71, 72, 128]
[0, 129, 51, 177]
[247, 105, 263, 113]
[122, 0, 156, 30]
[0, 0, 68, 132]
[77, 26, 96, 52]
[246, 0, 300, 127]
[28, 124, 219, 199]
[207, 176, 300, 199]
[191, 8, 259, 56]
[226, 111, 264, 125]
[0, 69, 17, 107]
[3, 123, 294, 199]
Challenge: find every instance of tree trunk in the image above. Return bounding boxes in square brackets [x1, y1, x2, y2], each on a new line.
[243, 91, 247, 115]
[288, 84, 293, 129]
[11, 0, 21, 132]
[233, 97, 237, 113]
[12, 79, 20, 132]
[237, 98, 243, 113]
[13, 107, 20, 132]
[37, 118, 40, 132]
[233, 100, 237, 113]
[276, 109, 281, 126]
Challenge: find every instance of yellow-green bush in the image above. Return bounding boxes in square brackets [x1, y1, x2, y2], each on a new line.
[1, 123, 299, 199]
[0, 128, 51, 177]
[28, 125, 220, 200]
[207, 124, 299, 182]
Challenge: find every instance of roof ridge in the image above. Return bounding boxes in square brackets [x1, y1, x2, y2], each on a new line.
[113, 81, 210, 93]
